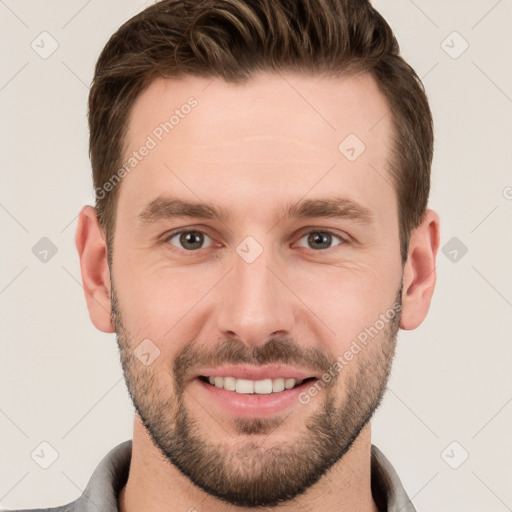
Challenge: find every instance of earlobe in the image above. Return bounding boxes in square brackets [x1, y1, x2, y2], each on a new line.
[75, 205, 114, 333]
[400, 209, 441, 331]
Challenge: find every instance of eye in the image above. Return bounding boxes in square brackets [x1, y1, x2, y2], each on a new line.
[165, 230, 215, 251]
[295, 230, 345, 251]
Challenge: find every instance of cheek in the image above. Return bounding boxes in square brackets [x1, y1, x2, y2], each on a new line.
[113, 262, 220, 345]
[297, 260, 399, 348]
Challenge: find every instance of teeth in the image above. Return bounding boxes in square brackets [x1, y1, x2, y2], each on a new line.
[223, 376, 236, 391]
[204, 376, 306, 394]
[272, 378, 285, 392]
[285, 378, 296, 389]
[254, 379, 272, 394]
[236, 378, 254, 394]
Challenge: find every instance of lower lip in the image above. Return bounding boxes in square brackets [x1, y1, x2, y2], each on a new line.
[193, 378, 317, 418]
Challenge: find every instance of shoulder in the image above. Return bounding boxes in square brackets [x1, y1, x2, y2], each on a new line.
[0, 440, 132, 512]
[0, 498, 80, 512]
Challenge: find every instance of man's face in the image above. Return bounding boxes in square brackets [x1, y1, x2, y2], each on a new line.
[110, 72, 404, 507]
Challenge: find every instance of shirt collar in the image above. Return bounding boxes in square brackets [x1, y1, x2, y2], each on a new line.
[371, 444, 417, 511]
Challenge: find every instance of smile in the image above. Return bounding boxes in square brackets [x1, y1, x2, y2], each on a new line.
[199, 376, 316, 394]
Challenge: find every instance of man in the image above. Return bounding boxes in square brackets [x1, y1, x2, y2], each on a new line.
[6, 0, 440, 510]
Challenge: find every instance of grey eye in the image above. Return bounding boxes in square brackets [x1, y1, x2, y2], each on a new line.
[168, 231, 213, 251]
[296, 231, 343, 250]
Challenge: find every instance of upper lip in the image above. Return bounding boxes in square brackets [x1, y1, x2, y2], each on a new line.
[192, 365, 318, 381]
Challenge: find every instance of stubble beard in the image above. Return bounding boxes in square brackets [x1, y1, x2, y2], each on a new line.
[110, 275, 402, 507]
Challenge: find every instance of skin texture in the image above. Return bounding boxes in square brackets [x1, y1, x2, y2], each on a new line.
[75, 72, 440, 512]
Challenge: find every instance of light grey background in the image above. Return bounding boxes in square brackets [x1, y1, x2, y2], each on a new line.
[1, 0, 511, 510]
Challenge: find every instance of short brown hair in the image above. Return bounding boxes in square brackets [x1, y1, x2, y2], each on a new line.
[89, 0, 433, 265]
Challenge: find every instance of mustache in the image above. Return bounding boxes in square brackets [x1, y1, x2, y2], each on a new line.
[173, 337, 335, 384]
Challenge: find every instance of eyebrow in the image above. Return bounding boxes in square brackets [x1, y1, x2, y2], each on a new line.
[136, 195, 374, 226]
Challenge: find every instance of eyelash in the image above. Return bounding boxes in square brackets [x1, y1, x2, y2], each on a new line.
[163, 228, 349, 253]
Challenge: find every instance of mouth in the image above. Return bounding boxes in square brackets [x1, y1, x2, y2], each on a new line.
[197, 375, 317, 394]
[192, 369, 320, 418]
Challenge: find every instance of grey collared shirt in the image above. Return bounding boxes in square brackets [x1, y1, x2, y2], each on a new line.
[2, 441, 416, 512]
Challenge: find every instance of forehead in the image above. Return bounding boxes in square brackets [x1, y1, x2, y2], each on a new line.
[118, 72, 395, 225]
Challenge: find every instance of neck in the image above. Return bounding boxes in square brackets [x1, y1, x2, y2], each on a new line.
[119, 416, 380, 512]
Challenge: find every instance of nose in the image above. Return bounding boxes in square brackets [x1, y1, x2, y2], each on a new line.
[214, 244, 297, 348]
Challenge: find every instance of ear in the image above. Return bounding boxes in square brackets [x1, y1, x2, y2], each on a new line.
[400, 209, 441, 330]
[75, 205, 114, 333]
